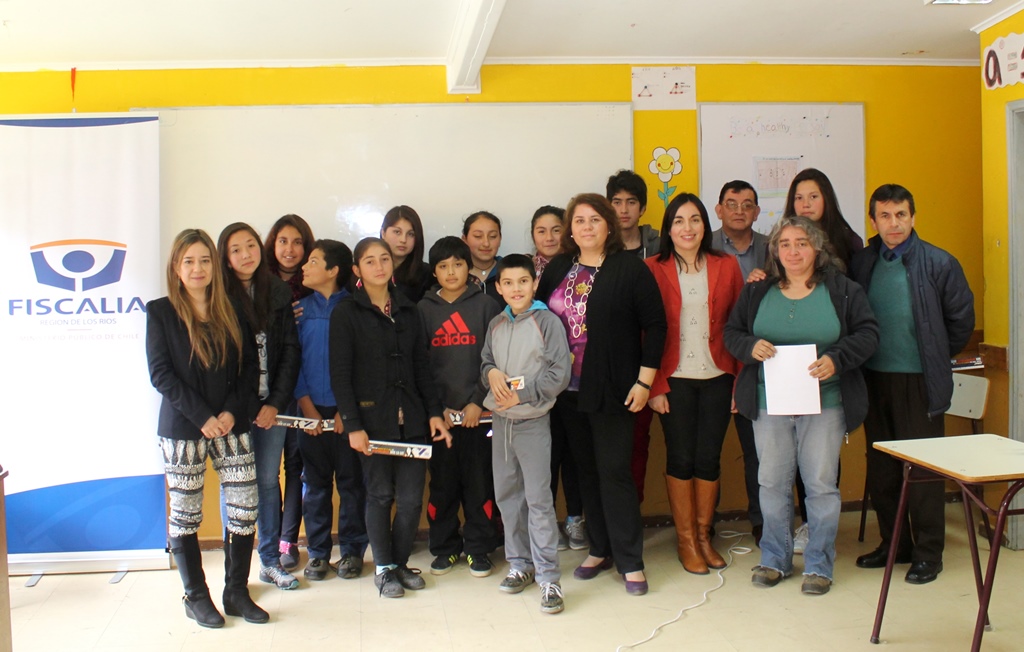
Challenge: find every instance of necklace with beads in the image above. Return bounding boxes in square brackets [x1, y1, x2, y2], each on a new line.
[563, 255, 604, 338]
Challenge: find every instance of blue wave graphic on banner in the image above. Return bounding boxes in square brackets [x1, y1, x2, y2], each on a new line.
[7, 475, 167, 554]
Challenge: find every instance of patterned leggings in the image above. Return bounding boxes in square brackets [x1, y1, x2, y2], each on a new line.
[160, 433, 258, 538]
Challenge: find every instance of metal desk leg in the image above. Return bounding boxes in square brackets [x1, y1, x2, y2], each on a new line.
[870, 461, 913, 644]
[959, 485, 990, 630]
[970, 480, 1024, 652]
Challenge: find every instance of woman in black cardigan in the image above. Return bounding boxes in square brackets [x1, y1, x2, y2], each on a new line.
[146, 228, 266, 627]
[217, 222, 302, 590]
[536, 193, 666, 596]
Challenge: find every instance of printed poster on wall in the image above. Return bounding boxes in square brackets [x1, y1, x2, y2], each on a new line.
[0, 115, 166, 573]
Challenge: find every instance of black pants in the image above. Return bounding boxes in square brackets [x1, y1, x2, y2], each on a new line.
[550, 406, 583, 515]
[427, 423, 498, 556]
[363, 438, 428, 568]
[658, 375, 733, 481]
[298, 404, 368, 560]
[733, 412, 762, 527]
[864, 370, 946, 562]
[280, 399, 305, 545]
[552, 391, 644, 574]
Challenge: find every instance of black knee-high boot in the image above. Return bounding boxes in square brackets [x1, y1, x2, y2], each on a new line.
[222, 530, 270, 624]
[169, 534, 225, 628]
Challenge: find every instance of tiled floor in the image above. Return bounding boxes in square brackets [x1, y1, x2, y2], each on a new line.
[10, 504, 1024, 651]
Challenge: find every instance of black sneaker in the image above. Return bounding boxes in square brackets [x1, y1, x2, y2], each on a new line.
[337, 554, 363, 580]
[430, 553, 460, 576]
[467, 553, 493, 578]
[303, 557, 331, 581]
[394, 565, 426, 590]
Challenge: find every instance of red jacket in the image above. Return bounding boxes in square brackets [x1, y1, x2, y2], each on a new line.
[645, 253, 744, 397]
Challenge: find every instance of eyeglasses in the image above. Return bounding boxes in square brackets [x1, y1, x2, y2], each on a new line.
[724, 200, 757, 212]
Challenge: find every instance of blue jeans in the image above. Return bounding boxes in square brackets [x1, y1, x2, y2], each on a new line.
[753, 407, 845, 580]
[252, 423, 289, 566]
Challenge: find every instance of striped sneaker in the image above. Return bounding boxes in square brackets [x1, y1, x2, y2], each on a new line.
[259, 563, 299, 590]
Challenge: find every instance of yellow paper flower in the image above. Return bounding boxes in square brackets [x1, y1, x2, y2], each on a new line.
[649, 147, 682, 182]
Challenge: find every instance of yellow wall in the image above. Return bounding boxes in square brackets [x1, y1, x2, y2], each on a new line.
[980, 12, 1024, 347]
[0, 61, 984, 539]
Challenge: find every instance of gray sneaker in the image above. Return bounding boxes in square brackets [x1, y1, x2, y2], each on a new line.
[259, 563, 299, 590]
[564, 515, 589, 550]
[374, 569, 404, 598]
[394, 565, 426, 590]
[539, 582, 564, 614]
[557, 526, 570, 551]
[279, 541, 300, 570]
[498, 568, 535, 594]
[337, 554, 363, 580]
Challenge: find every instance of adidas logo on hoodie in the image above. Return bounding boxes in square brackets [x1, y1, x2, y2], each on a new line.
[433, 312, 477, 347]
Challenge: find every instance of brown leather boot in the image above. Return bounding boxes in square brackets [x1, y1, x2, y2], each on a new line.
[666, 476, 707, 575]
[694, 478, 727, 569]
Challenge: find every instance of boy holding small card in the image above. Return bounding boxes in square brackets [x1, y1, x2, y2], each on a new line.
[480, 254, 571, 614]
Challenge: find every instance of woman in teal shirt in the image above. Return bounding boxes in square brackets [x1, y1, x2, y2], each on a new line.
[724, 216, 878, 596]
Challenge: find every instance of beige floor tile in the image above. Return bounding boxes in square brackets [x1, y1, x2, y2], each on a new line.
[10, 504, 1024, 651]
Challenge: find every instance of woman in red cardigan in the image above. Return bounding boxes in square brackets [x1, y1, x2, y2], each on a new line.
[645, 193, 744, 575]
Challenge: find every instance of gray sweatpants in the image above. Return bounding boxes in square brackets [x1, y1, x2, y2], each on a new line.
[491, 412, 560, 585]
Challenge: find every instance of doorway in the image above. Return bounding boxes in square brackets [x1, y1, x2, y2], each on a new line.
[1007, 100, 1024, 549]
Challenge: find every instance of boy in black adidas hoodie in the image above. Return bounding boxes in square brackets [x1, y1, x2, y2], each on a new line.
[418, 237, 502, 578]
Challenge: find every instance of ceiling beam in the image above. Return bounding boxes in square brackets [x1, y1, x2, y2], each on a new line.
[445, 0, 507, 94]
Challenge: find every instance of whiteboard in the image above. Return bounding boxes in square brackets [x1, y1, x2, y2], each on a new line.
[156, 103, 632, 269]
[698, 103, 865, 240]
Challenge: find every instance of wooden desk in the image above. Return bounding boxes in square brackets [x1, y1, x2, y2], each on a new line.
[870, 434, 1024, 652]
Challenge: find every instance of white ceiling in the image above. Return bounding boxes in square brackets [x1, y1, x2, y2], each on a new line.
[0, 0, 1017, 77]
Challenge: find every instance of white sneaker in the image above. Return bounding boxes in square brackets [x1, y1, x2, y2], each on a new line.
[793, 523, 809, 555]
[539, 582, 564, 614]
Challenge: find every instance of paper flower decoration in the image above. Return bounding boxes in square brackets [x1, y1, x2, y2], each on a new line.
[649, 147, 682, 206]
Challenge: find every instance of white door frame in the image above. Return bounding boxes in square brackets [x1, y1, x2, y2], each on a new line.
[1006, 99, 1024, 549]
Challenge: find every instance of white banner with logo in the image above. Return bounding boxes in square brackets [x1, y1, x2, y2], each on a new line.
[0, 115, 166, 573]
[983, 32, 1024, 90]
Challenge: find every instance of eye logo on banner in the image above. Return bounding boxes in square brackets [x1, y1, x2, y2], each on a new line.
[30, 239, 127, 291]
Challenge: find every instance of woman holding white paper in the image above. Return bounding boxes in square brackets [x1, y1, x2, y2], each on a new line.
[724, 216, 877, 596]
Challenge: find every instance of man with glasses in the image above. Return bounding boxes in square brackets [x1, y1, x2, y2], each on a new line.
[712, 179, 767, 545]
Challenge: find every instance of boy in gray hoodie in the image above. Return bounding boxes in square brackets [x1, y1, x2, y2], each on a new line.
[481, 254, 571, 615]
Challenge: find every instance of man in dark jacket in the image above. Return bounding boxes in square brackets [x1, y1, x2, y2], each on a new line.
[851, 184, 975, 585]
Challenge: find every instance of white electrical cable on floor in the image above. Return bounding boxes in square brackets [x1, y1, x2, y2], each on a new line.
[615, 530, 754, 651]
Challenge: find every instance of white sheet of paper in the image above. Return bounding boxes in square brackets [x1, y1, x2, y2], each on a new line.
[763, 344, 821, 416]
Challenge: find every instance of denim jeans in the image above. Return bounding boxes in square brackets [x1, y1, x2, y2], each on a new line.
[753, 407, 845, 580]
[252, 423, 288, 566]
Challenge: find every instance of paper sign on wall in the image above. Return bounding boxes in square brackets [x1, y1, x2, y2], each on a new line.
[632, 66, 696, 111]
[983, 32, 1024, 91]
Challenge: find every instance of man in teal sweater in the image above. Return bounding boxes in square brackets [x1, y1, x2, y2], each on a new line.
[850, 184, 975, 586]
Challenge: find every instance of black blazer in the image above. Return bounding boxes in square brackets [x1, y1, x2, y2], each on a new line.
[329, 288, 442, 441]
[146, 297, 257, 441]
[536, 251, 666, 414]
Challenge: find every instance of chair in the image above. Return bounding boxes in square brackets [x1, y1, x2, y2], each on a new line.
[857, 372, 991, 542]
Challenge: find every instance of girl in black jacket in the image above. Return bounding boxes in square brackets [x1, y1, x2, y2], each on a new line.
[330, 237, 451, 598]
[146, 228, 267, 628]
[218, 223, 302, 590]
